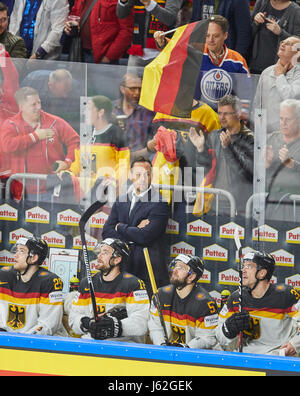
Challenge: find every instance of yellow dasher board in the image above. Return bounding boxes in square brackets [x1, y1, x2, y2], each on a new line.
[0, 333, 298, 377]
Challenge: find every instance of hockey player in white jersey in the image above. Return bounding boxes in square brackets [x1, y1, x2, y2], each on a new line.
[0, 237, 64, 335]
[216, 251, 300, 355]
[148, 254, 219, 349]
[69, 238, 150, 342]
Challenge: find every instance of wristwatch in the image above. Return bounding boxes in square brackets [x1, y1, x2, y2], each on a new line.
[35, 47, 47, 59]
[35, 51, 43, 59]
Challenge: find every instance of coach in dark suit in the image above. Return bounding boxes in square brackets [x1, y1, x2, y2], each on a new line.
[102, 156, 170, 296]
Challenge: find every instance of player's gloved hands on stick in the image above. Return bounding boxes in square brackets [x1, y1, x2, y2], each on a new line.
[80, 314, 122, 339]
[222, 311, 251, 339]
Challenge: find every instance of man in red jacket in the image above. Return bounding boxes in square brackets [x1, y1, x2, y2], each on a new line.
[64, 0, 133, 64]
[0, 86, 80, 201]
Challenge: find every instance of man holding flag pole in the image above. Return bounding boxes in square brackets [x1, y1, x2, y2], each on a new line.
[140, 15, 251, 118]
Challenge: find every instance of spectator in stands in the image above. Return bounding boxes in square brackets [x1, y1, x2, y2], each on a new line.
[194, 15, 252, 115]
[155, 16, 252, 115]
[1, 0, 14, 16]
[249, 0, 300, 75]
[117, 0, 183, 69]
[69, 95, 130, 199]
[102, 156, 170, 297]
[252, 35, 300, 133]
[0, 86, 80, 202]
[64, 0, 134, 64]
[8, 0, 69, 61]
[0, 2, 27, 74]
[196, 94, 254, 217]
[265, 99, 300, 221]
[145, 99, 220, 210]
[21, 68, 83, 132]
[190, 0, 251, 59]
[113, 73, 155, 153]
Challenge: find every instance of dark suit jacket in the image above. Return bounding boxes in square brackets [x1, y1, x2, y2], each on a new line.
[102, 186, 170, 292]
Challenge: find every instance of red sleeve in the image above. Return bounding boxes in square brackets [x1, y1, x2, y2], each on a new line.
[1, 119, 37, 154]
[70, 0, 83, 16]
[56, 119, 80, 163]
[105, 13, 134, 61]
[1, 52, 19, 113]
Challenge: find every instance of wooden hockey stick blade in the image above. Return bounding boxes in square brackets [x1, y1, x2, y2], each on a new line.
[143, 247, 169, 344]
[143, 247, 158, 295]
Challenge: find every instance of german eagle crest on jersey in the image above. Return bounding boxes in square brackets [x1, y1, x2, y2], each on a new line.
[7, 304, 26, 330]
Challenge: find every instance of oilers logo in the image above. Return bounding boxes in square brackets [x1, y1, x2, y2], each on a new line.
[200, 69, 233, 103]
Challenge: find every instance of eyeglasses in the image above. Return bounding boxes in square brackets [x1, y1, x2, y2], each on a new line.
[124, 86, 141, 92]
[217, 111, 236, 117]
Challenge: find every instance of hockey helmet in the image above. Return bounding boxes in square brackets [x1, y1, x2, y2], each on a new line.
[169, 254, 204, 282]
[69, 276, 80, 291]
[13, 237, 48, 265]
[243, 251, 275, 281]
[97, 238, 130, 264]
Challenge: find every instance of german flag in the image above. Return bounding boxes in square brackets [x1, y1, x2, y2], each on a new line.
[139, 20, 209, 118]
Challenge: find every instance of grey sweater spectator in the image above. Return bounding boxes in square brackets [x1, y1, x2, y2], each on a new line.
[8, 0, 69, 60]
[252, 35, 300, 133]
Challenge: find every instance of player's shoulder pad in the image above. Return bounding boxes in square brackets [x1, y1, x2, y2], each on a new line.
[275, 283, 300, 302]
[38, 269, 61, 282]
[123, 272, 145, 288]
[159, 284, 175, 295]
[0, 266, 14, 281]
[37, 269, 63, 294]
[0, 266, 13, 274]
[274, 283, 290, 293]
[193, 284, 213, 301]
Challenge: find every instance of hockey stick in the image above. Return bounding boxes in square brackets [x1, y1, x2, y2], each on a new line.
[234, 225, 243, 352]
[79, 199, 107, 321]
[143, 247, 169, 345]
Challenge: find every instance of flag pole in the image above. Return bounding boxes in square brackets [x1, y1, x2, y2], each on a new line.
[158, 27, 178, 36]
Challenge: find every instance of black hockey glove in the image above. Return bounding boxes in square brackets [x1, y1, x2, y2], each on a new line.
[80, 316, 92, 333]
[89, 314, 122, 340]
[222, 311, 251, 339]
[105, 305, 127, 321]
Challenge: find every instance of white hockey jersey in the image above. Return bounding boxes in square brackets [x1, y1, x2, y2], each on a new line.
[216, 284, 300, 355]
[0, 266, 64, 335]
[69, 271, 150, 342]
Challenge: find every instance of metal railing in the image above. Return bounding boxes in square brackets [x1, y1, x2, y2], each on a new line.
[5, 173, 48, 201]
[153, 183, 236, 219]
